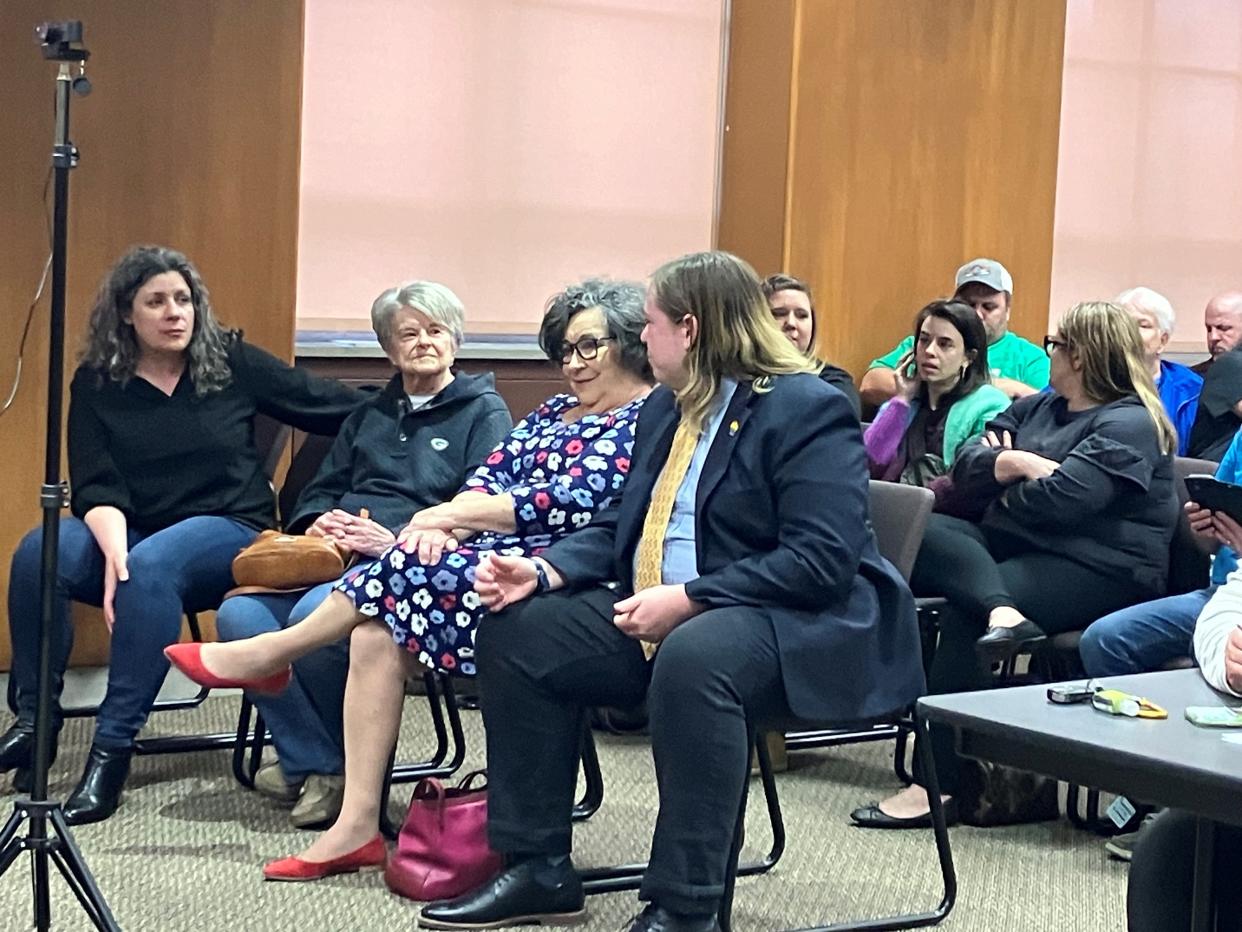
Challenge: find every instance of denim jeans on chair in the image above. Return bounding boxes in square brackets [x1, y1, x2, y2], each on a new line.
[7, 515, 257, 747]
[1078, 586, 1213, 677]
[214, 578, 351, 780]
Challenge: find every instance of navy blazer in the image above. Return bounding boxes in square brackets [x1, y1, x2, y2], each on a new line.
[540, 374, 925, 723]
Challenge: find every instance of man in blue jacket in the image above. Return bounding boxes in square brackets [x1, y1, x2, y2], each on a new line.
[417, 252, 924, 932]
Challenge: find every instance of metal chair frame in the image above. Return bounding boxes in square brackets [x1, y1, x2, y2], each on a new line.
[723, 711, 956, 932]
[574, 724, 784, 901]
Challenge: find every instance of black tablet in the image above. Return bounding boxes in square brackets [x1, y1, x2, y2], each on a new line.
[1184, 474, 1242, 524]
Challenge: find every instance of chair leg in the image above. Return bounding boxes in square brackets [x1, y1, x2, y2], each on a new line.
[743, 729, 785, 877]
[379, 747, 400, 840]
[717, 730, 756, 932]
[389, 673, 468, 783]
[582, 726, 784, 896]
[230, 698, 270, 789]
[381, 675, 470, 838]
[892, 719, 914, 786]
[1066, 783, 1086, 829]
[781, 712, 956, 932]
[573, 719, 605, 822]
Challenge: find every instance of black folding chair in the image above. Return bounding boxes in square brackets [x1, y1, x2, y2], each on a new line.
[708, 479, 954, 930]
[785, 482, 935, 782]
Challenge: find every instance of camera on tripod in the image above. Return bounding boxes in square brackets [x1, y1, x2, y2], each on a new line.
[35, 20, 89, 63]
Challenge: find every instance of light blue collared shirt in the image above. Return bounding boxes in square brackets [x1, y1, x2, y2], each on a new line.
[635, 379, 739, 587]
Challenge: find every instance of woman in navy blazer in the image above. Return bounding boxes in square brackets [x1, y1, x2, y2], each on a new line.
[416, 251, 925, 932]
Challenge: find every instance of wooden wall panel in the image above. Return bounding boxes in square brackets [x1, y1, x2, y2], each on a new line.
[715, 0, 795, 275]
[0, 1, 304, 669]
[720, 0, 1067, 382]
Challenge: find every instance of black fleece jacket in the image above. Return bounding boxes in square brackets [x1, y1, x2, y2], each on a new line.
[286, 371, 513, 533]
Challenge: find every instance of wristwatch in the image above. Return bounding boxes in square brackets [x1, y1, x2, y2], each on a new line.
[532, 558, 551, 593]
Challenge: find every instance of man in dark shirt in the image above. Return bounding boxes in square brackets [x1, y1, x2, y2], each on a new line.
[1188, 291, 1242, 460]
[1191, 290, 1242, 376]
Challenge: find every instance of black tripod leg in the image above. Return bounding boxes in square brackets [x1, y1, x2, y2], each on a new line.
[0, 808, 30, 875]
[48, 849, 105, 931]
[34, 848, 51, 931]
[47, 809, 120, 931]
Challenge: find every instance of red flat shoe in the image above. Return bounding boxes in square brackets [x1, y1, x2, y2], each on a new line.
[163, 643, 291, 696]
[262, 835, 387, 882]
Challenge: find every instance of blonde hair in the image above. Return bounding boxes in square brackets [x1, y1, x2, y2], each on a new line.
[650, 251, 819, 431]
[1058, 301, 1177, 454]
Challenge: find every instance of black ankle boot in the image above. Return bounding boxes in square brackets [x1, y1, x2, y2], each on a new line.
[13, 731, 59, 796]
[62, 745, 132, 825]
[0, 722, 36, 772]
[0, 722, 60, 793]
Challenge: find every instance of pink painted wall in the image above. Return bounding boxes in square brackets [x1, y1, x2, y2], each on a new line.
[1050, 0, 1242, 351]
[296, 0, 724, 335]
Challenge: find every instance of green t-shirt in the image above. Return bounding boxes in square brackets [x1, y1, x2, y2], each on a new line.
[868, 330, 1050, 389]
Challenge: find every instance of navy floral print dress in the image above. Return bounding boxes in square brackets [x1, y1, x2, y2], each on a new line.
[334, 393, 644, 675]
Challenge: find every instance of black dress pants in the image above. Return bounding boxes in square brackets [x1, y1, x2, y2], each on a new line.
[1128, 810, 1242, 932]
[476, 586, 791, 916]
[910, 515, 1155, 795]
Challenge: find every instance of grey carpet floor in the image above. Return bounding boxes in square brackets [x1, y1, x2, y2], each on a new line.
[0, 695, 1127, 931]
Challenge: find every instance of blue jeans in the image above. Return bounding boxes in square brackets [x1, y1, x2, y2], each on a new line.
[1078, 586, 1213, 677]
[7, 515, 257, 747]
[214, 581, 348, 779]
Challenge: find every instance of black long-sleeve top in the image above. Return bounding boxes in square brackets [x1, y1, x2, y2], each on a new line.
[68, 335, 364, 533]
[950, 392, 1178, 594]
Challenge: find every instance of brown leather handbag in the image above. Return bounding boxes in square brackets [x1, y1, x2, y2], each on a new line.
[230, 530, 349, 593]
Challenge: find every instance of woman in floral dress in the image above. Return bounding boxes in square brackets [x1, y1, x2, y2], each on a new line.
[167, 279, 652, 880]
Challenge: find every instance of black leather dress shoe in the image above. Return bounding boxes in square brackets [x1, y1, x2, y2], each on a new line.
[850, 798, 959, 829]
[625, 904, 722, 932]
[62, 745, 133, 825]
[975, 619, 1047, 664]
[418, 857, 585, 930]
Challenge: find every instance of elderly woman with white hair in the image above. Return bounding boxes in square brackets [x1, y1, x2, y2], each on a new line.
[170, 278, 653, 881]
[214, 280, 513, 829]
[1116, 286, 1202, 455]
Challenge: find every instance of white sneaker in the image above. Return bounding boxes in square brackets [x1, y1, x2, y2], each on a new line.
[1104, 812, 1159, 862]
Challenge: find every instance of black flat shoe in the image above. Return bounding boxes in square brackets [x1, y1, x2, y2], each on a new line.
[418, 857, 585, 930]
[62, 744, 132, 825]
[626, 904, 721, 932]
[850, 798, 959, 829]
[975, 619, 1047, 664]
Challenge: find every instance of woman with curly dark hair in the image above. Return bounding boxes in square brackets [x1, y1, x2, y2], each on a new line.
[1, 245, 363, 824]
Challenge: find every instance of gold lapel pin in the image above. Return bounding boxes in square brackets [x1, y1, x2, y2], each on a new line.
[729, 420, 740, 436]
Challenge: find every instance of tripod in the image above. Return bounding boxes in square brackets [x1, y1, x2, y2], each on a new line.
[0, 22, 120, 931]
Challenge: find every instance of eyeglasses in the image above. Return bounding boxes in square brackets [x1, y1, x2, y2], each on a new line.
[1043, 336, 1069, 356]
[558, 335, 615, 364]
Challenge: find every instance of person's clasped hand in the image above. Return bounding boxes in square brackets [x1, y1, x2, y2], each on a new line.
[310, 509, 396, 557]
[613, 585, 703, 645]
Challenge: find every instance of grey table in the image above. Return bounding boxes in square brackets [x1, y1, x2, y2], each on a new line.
[918, 669, 1242, 932]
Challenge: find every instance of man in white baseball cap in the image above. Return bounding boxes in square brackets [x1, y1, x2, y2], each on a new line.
[861, 258, 1049, 407]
